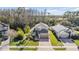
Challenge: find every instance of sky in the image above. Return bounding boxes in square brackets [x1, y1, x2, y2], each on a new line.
[0, 7, 79, 15]
[31, 7, 79, 15]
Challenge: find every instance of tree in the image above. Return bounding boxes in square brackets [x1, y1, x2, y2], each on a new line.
[60, 20, 72, 27]
[24, 25, 30, 33]
[15, 26, 31, 46]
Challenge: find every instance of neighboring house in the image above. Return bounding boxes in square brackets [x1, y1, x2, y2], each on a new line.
[50, 24, 73, 39]
[31, 22, 49, 41]
[0, 22, 9, 42]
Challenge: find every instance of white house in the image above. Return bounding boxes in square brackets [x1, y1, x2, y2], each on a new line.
[31, 22, 49, 41]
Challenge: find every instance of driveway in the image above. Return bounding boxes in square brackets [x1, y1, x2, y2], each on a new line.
[60, 38, 73, 43]
[60, 38, 78, 50]
[0, 36, 10, 51]
[38, 38, 53, 51]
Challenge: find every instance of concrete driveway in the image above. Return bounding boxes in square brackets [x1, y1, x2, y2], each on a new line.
[60, 38, 78, 50]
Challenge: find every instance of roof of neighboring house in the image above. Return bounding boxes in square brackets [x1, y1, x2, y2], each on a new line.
[51, 24, 69, 33]
[0, 22, 8, 31]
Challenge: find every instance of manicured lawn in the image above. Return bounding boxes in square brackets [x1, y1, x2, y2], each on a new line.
[49, 30, 65, 50]
[10, 40, 39, 50]
[10, 40, 39, 46]
[74, 40, 79, 46]
[10, 47, 37, 51]
[10, 41, 19, 46]
[53, 48, 66, 50]
[25, 40, 39, 46]
[73, 31, 79, 46]
[49, 30, 63, 46]
[75, 31, 79, 34]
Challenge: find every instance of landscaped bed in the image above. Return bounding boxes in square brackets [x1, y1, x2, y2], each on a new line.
[49, 30, 66, 50]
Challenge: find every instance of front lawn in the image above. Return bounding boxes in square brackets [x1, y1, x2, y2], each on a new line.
[49, 30, 63, 46]
[10, 47, 37, 51]
[74, 40, 79, 46]
[49, 30, 66, 50]
[75, 31, 79, 34]
[53, 48, 66, 50]
[73, 31, 79, 46]
[10, 40, 39, 46]
[9, 39, 39, 50]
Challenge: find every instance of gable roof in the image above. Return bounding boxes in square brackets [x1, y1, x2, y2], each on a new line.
[0, 22, 8, 31]
[31, 22, 49, 32]
[51, 24, 69, 33]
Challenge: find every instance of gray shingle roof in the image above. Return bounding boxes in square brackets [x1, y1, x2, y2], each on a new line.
[51, 24, 69, 33]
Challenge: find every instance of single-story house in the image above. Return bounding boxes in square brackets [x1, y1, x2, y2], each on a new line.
[31, 22, 49, 41]
[50, 24, 73, 39]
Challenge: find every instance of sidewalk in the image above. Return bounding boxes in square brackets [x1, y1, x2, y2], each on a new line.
[63, 43, 78, 51]
[38, 41, 53, 51]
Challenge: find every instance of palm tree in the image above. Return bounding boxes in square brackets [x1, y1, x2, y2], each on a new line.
[16, 25, 31, 46]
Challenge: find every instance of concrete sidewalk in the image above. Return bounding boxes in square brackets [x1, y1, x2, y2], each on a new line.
[38, 41, 53, 51]
[63, 43, 78, 51]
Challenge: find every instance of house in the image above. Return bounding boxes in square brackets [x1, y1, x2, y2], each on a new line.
[50, 24, 72, 39]
[0, 22, 9, 41]
[31, 22, 49, 41]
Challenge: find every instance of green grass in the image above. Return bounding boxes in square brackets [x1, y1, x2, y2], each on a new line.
[75, 31, 79, 34]
[74, 40, 79, 46]
[10, 41, 19, 46]
[0, 41, 1, 45]
[53, 48, 66, 50]
[25, 40, 39, 46]
[10, 47, 37, 51]
[49, 30, 65, 50]
[49, 30, 63, 46]
[73, 31, 79, 46]
[10, 40, 39, 46]
[10, 40, 39, 50]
